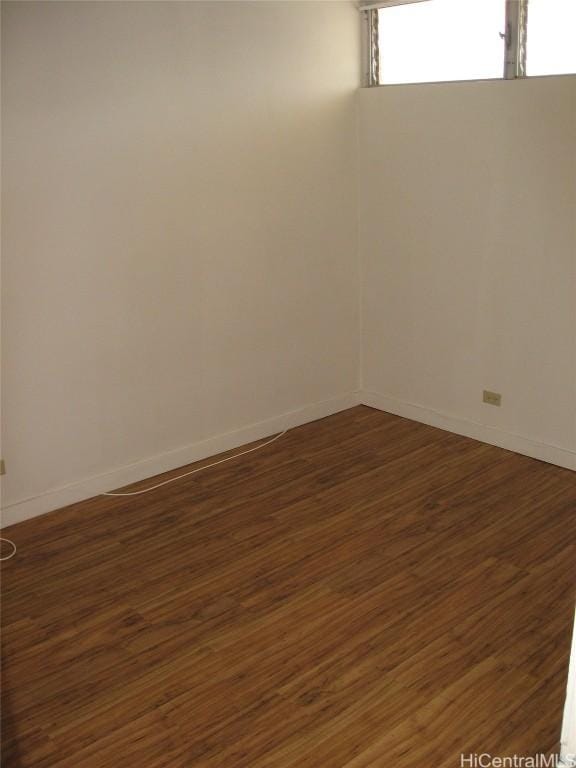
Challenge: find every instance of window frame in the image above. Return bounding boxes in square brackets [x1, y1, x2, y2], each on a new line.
[362, 0, 530, 87]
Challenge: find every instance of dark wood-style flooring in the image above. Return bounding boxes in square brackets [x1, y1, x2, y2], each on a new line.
[2, 406, 575, 767]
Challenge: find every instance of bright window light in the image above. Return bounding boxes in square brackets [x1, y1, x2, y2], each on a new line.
[377, 0, 506, 85]
[526, 0, 576, 77]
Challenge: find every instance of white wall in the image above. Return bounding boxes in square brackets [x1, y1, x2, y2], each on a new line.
[560, 610, 576, 766]
[358, 77, 576, 470]
[3, 4, 576, 526]
[1, 1, 360, 522]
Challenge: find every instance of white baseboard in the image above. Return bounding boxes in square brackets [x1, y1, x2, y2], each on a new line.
[4, 388, 573, 528]
[360, 390, 576, 472]
[1, 391, 362, 528]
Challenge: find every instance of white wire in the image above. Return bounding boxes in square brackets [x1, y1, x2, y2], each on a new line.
[0, 430, 288, 560]
[101, 428, 288, 497]
[0, 537, 17, 562]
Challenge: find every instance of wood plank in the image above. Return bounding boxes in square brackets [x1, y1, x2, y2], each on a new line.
[2, 406, 575, 767]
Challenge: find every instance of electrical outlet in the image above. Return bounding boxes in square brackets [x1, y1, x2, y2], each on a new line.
[483, 390, 502, 407]
[0, 459, 5, 475]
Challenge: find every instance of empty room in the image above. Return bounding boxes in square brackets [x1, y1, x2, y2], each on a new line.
[1, 1, 575, 766]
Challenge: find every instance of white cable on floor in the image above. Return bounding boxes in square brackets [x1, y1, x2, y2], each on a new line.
[101, 428, 288, 497]
[0, 429, 288, 560]
[0, 538, 17, 562]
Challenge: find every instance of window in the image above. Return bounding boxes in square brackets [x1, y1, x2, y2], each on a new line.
[362, 0, 576, 87]
[526, 0, 576, 76]
[377, 0, 505, 85]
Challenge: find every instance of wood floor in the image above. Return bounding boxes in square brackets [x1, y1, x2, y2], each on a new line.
[2, 406, 575, 767]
